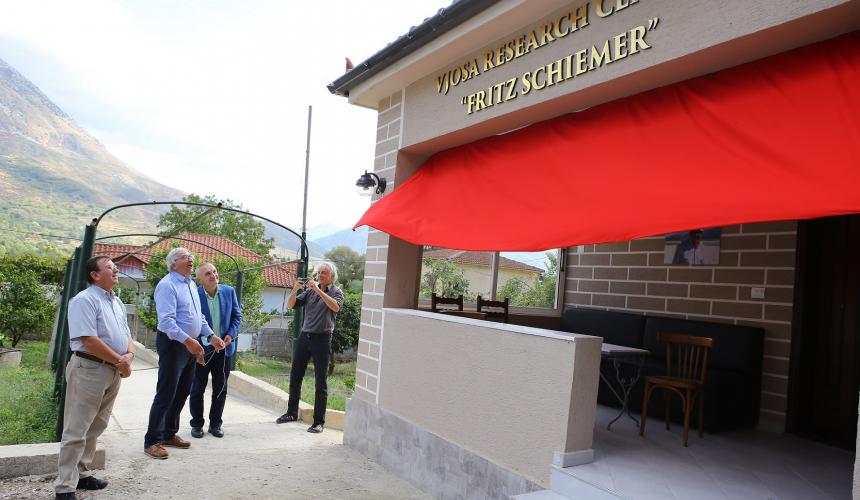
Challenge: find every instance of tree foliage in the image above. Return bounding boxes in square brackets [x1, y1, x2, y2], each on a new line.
[0, 255, 63, 347]
[136, 249, 271, 335]
[419, 258, 471, 300]
[497, 252, 559, 308]
[157, 194, 275, 257]
[324, 246, 365, 292]
[333, 290, 361, 356]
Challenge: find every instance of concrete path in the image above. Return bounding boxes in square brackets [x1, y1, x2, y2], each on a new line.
[0, 359, 432, 499]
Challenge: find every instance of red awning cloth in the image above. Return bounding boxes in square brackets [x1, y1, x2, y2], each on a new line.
[354, 32, 860, 251]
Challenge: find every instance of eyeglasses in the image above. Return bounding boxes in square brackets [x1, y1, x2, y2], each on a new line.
[176, 254, 194, 261]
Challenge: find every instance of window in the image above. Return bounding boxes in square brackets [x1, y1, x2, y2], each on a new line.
[419, 247, 563, 312]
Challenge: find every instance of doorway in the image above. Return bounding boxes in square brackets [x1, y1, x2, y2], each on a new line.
[787, 214, 860, 449]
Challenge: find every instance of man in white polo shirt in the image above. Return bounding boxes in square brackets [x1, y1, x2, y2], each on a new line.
[55, 256, 134, 500]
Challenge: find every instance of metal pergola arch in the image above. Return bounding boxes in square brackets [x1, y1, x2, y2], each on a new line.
[51, 201, 310, 439]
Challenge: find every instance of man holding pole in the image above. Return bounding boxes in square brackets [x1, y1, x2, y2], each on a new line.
[144, 248, 224, 459]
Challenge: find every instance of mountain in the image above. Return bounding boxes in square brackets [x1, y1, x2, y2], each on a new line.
[306, 223, 343, 241]
[312, 226, 368, 254]
[0, 58, 185, 255]
[263, 222, 327, 258]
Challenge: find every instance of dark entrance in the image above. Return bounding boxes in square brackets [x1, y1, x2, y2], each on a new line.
[787, 214, 860, 449]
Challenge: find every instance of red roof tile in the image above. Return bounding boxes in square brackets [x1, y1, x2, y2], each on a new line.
[422, 249, 543, 273]
[95, 233, 297, 287]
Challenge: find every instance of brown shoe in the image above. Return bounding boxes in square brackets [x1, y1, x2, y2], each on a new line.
[160, 435, 191, 449]
[144, 444, 168, 460]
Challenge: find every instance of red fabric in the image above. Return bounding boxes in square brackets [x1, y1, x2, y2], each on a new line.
[355, 32, 860, 251]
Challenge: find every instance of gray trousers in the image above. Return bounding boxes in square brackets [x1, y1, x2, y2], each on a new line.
[55, 356, 121, 493]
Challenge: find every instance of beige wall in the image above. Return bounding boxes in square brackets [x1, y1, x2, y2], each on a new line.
[564, 221, 797, 427]
[401, 0, 857, 152]
[377, 308, 601, 486]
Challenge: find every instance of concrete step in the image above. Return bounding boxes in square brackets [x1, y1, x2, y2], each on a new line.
[549, 464, 628, 500]
[0, 442, 104, 480]
[512, 489, 570, 499]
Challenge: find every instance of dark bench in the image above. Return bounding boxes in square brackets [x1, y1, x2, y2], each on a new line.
[561, 306, 765, 432]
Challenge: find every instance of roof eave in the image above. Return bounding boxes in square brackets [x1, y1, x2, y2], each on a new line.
[327, 0, 502, 99]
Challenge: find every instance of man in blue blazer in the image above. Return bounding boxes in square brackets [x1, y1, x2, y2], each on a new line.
[189, 262, 242, 438]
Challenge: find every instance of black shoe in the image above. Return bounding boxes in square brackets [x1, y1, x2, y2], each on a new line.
[191, 427, 204, 438]
[208, 426, 224, 438]
[56, 493, 76, 499]
[276, 413, 297, 424]
[308, 423, 324, 433]
[76, 476, 108, 490]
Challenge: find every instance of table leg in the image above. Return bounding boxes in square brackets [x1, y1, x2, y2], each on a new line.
[603, 356, 644, 430]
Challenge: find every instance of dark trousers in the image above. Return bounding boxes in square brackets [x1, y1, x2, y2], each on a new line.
[144, 332, 196, 448]
[189, 348, 231, 429]
[287, 332, 331, 424]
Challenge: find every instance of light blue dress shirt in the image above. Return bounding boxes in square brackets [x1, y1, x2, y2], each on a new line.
[68, 285, 131, 355]
[154, 271, 214, 343]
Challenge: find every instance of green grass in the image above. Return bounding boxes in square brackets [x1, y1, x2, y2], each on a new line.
[0, 340, 59, 445]
[236, 352, 355, 411]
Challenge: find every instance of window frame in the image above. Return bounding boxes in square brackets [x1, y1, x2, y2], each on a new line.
[417, 247, 566, 317]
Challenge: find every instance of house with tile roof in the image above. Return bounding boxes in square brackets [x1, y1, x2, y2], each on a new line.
[94, 232, 297, 314]
[421, 249, 543, 298]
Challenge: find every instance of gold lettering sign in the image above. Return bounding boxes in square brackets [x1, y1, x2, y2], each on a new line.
[441, 1, 660, 115]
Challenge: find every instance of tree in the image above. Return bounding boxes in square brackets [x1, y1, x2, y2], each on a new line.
[419, 258, 471, 300]
[0, 255, 62, 347]
[157, 194, 275, 257]
[330, 289, 361, 374]
[498, 252, 559, 308]
[136, 249, 271, 337]
[324, 246, 365, 292]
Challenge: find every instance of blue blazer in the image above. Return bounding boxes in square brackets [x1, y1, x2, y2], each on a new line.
[198, 284, 242, 357]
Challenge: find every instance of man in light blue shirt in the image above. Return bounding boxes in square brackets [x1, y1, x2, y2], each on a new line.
[144, 247, 224, 459]
[55, 256, 134, 499]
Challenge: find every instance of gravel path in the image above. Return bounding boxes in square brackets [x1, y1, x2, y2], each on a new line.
[0, 359, 431, 500]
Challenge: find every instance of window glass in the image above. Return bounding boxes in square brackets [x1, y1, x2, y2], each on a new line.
[419, 247, 493, 303]
[496, 250, 561, 309]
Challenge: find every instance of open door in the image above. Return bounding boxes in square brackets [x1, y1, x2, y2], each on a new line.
[787, 214, 860, 449]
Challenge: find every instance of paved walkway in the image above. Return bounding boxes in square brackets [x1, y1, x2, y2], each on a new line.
[0, 359, 431, 499]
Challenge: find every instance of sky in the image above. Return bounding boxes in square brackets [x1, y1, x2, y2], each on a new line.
[0, 0, 443, 233]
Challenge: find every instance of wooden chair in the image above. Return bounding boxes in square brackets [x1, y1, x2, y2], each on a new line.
[476, 295, 509, 323]
[431, 293, 463, 312]
[639, 333, 714, 447]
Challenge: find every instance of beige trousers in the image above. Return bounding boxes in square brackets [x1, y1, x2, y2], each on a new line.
[54, 356, 121, 493]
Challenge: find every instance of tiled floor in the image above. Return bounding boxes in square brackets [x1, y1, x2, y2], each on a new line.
[566, 405, 855, 500]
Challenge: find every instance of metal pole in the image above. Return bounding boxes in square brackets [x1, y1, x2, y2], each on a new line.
[294, 105, 312, 341]
[231, 271, 245, 371]
[302, 105, 312, 237]
[50, 259, 74, 370]
[54, 246, 82, 440]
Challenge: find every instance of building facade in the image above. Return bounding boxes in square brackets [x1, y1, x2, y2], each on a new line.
[330, 1, 860, 497]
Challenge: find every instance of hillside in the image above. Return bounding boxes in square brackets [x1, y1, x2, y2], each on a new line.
[0, 58, 185, 255]
[313, 226, 368, 254]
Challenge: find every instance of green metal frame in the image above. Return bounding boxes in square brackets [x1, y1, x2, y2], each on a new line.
[51, 202, 308, 440]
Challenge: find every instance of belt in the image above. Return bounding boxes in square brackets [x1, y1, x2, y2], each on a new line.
[74, 351, 115, 368]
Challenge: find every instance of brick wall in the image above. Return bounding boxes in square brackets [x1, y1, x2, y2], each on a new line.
[355, 90, 405, 403]
[564, 221, 797, 427]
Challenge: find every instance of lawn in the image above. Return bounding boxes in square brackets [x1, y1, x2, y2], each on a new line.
[0, 340, 59, 445]
[236, 352, 355, 411]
